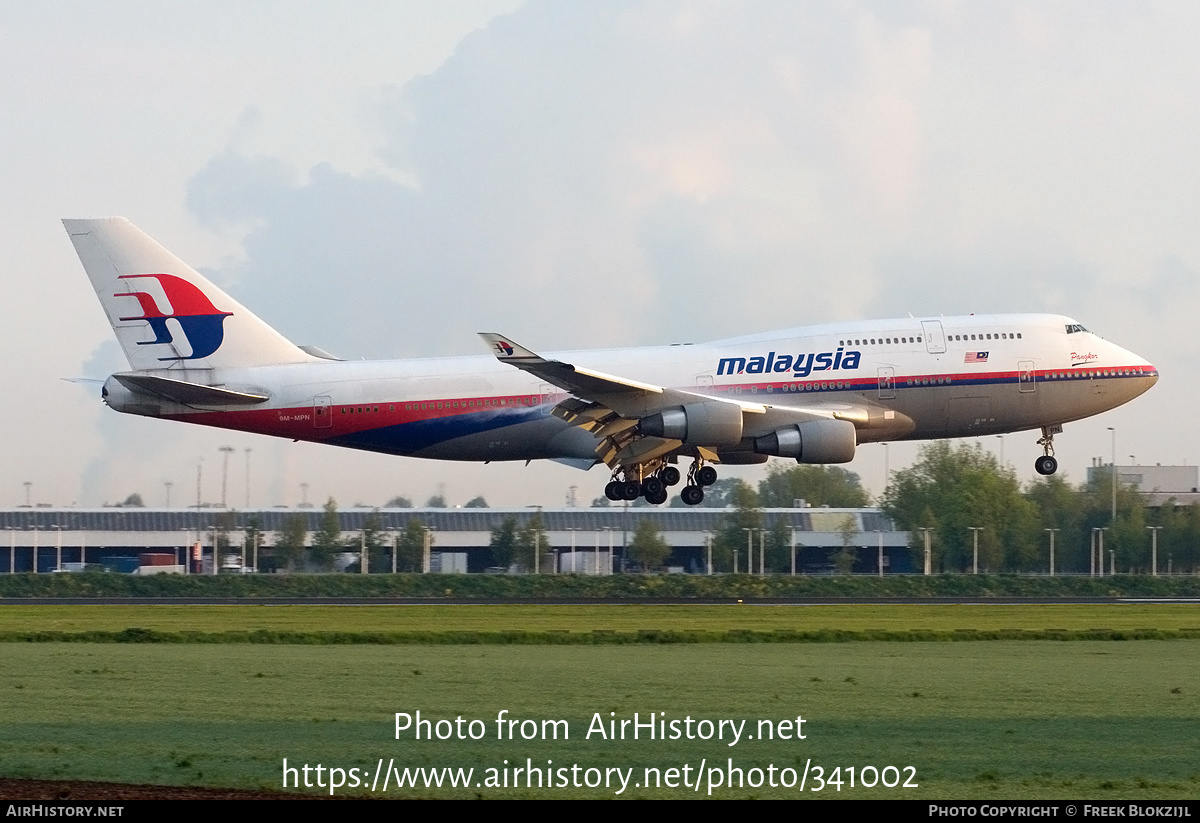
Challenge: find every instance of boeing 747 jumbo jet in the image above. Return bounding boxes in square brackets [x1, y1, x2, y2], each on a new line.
[65, 218, 1158, 505]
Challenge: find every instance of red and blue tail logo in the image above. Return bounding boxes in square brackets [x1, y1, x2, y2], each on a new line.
[116, 274, 233, 361]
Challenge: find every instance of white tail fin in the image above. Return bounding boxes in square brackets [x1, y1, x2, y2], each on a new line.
[63, 217, 314, 371]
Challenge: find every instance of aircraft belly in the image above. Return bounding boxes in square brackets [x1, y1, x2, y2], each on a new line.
[893, 376, 1153, 440]
[412, 416, 595, 461]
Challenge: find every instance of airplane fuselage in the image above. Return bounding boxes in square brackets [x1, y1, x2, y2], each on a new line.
[102, 312, 1157, 465]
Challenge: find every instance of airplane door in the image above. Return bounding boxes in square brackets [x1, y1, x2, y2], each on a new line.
[1018, 361, 1036, 393]
[697, 374, 714, 394]
[314, 395, 332, 428]
[921, 320, 947, 354]
[538, 383, 554, 416]
[877, 367, 895, 399]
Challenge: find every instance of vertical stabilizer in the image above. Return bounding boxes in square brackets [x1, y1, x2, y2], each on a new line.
[63, 217, 314, 371]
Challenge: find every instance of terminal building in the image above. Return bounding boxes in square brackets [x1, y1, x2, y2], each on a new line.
[0, 506, 912, 575]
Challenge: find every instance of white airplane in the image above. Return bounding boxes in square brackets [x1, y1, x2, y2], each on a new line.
[65, 217, 1158, 505]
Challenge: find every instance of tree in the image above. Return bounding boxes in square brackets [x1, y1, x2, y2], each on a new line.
[515, 511, 547, 571]
[310, 498, 343, 571]
[384, 496, 413, 508]
[626, 518, 671, 570]
[757, 464, 870, 508]
[710, 480, 762, 571]
[351, 509, 388, 572]
[1024, 473, 1088, 573]
[120, 493, 145, 508]
[488, 516, 521, 569]
[395, 519, 428, 572]
[273, 513, 307, 572]
[425, 494, 447, 508]
[464, 496, 489, 508]
[833, 514, 858, 574]
[881, 441, 1039, 572]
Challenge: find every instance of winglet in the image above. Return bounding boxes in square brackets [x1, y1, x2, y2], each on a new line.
[478, 332, 545, 363]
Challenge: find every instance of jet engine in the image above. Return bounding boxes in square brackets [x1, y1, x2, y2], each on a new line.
[752, 418, 857, 464]
[639, 402, 743, 446]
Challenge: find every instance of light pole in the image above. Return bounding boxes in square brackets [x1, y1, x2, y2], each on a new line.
[918, 527, 933, 575]
[23, 482, 31, 507]
[742, 528, 754, 575]
[882, 442, 890, 491]
[1044, 528, 1059, 576]
[1092, 527, 1108, 577]
[1146, 526, 1162, 576]
[876, 530, 884, 577]
[996, 435, 1005, 468]
[244, 447, 252, 508]
[791, 527, 797, 576]
[1107, 427, 1117, 522]
[759, 528, 766, 577]
[164, 481, 173, 508]
[219, 446, 235, 508]
[968, 527, 984, 574]
[196, 458, 203, 508]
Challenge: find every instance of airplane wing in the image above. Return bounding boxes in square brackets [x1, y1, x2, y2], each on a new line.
[478, 332, 765, 419]
[478, 333, 913, 469]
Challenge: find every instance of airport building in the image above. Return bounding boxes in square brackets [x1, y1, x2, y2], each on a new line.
[1084, 462, 1200, 506]
[0, 506, 912, 575]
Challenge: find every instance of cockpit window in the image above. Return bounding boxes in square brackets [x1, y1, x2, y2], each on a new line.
[1065, 323, 1089, 334]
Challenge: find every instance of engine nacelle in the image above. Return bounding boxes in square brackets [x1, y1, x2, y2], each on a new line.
[753, 418, 857, 464]
[639, 402, 743, 447]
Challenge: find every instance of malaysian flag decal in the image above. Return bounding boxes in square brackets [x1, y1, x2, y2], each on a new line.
[964, 351, 989, 364]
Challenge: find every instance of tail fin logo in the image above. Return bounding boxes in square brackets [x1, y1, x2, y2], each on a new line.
[493, 340, 515, 356]
[115, 274, 233, 361]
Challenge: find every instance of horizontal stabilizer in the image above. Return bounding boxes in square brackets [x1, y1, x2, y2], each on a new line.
[112, 373, 270, 406]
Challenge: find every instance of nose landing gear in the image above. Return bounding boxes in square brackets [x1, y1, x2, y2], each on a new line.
[1034, 425, 1062, 476]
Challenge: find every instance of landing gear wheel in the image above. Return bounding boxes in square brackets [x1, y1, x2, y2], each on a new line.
[696, 465, 718, 487]
[645, 487, 668, 505]
[605, 481, 622, 501]
[660, 466, 681, 486]
[680, 485, 705, 506]
[1035, 425, 1061, 476]
[643, 476, 665, 497]
[621, 481, 641, 501]
[1035, 455, 1058, 476]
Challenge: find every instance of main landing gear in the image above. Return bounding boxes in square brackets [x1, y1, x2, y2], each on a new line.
[1034, 425, 1061, 475]
[604, 459, 717, 505]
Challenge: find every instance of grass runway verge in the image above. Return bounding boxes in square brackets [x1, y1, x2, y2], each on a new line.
[1, 602, 1199, 798]
[1, 603, 1199, 640]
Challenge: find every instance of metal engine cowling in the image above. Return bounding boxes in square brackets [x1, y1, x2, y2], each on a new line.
[753, 418, 857, 463]
[639, 402, 744, 447]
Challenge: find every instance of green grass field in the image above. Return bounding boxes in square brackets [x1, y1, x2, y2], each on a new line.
[1, 604, 1198, 798]
[2, 602, 1199, 635]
